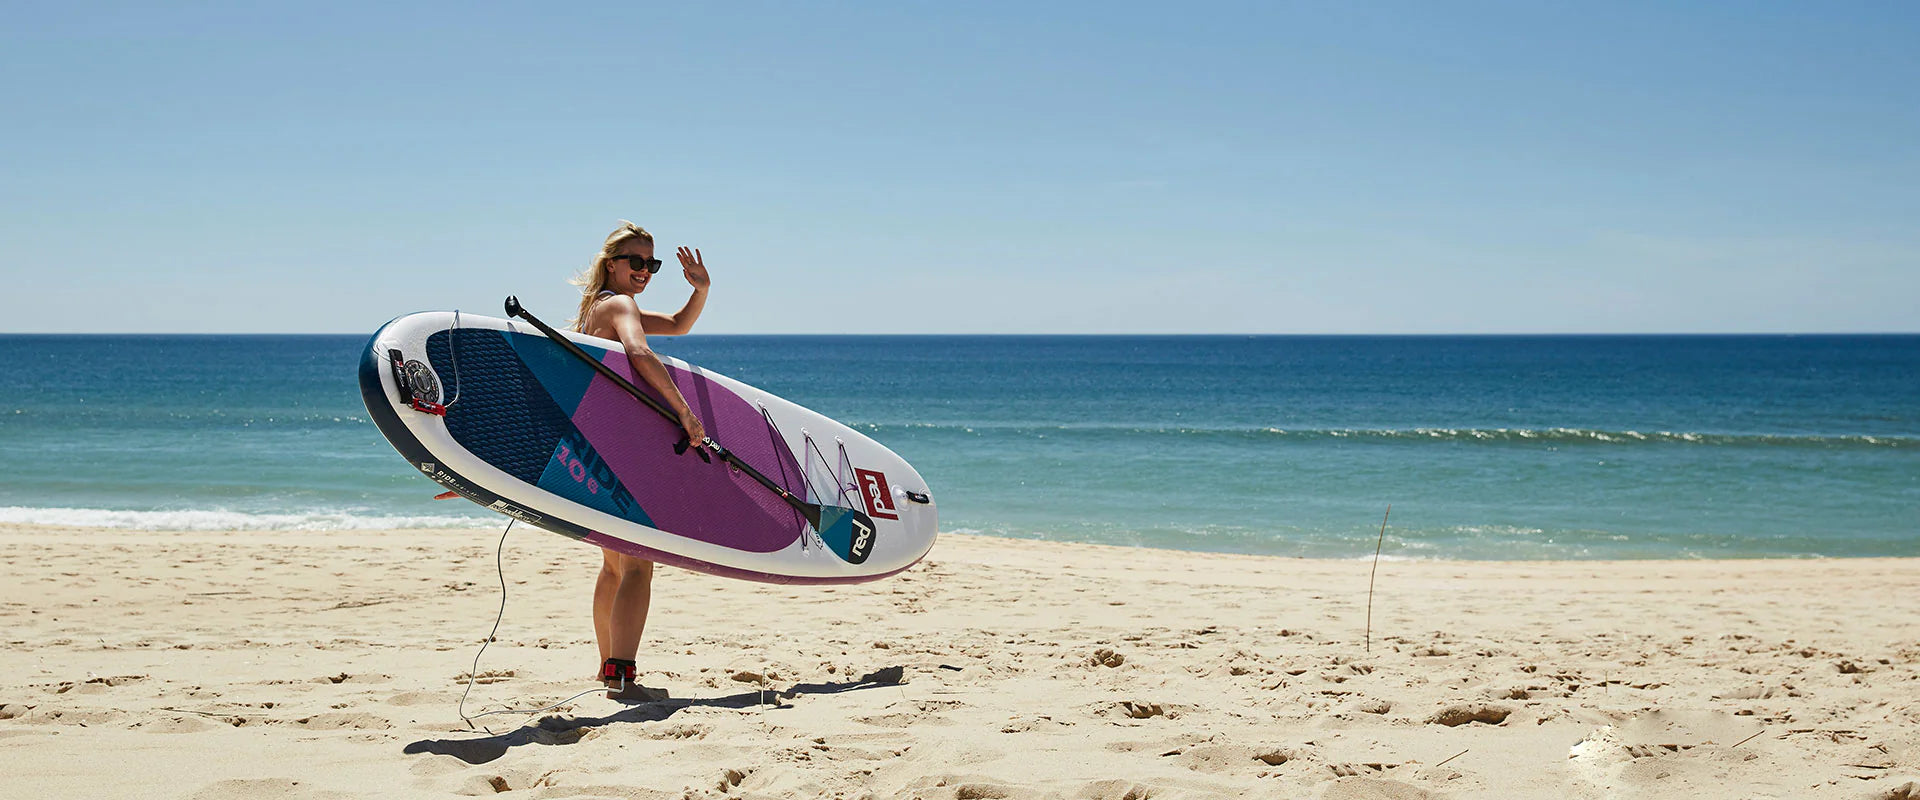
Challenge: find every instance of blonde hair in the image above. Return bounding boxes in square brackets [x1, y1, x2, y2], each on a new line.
[570, 220, 655, 332]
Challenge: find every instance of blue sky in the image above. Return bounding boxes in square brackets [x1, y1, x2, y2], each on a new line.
[4, 2, 1916, 333]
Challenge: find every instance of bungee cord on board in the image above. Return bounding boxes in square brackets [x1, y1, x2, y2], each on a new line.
[802, 432, 860, 512]
[443, 310, 462, 411]
[760, 403, 863, 538]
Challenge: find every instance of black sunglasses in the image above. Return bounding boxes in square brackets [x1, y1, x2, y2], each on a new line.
[612, 255, 662, 274]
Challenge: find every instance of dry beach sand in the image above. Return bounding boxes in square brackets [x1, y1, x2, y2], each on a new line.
[2, 522, 1917, 799]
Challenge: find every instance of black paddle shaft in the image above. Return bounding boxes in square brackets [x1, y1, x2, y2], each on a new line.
[502, 296, 825, 531]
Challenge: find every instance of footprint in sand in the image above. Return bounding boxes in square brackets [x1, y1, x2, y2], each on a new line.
[639, 721, 710, 740]
[997, 715, 1073, 734]
[906, 774, 1038, 799]
[406, 754, 467, 778]
[448, 770, 556, 795]
[1350, 697, 1394, 715]
[386, 690, 459, 707]
[17, 707, 128, 727]
[1098, 700, 1180, 720]
[138, 714, 224, 734]
[1712, 681, 1789, 700]
[854, 711, 951, 728]
[450, 669, 513, 685]
[1566, 709, 1768, 799]
[184, 778, 351, 800]
[1075, 779, 1160, 800]
[1423, 703, 1511, 727]
[1872, 782, 1918, 800]
[1161, 743, 1296, 774]
[294, 712, 393, 730]
[1320, 777, 1432, 799]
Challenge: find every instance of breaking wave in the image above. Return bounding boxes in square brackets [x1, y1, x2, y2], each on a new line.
[0, 506, 495, 531]
[851, 423, 1915, 448]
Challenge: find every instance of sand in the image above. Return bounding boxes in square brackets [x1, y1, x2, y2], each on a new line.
[1, 522, 1916, 799]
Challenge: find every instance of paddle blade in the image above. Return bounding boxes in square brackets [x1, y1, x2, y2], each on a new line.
[814, 506, 876, 565]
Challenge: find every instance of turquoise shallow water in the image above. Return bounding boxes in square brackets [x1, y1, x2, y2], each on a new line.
[0, 333, 1914, 559]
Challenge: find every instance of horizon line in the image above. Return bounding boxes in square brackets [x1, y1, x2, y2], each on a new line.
[4, 331, 1918, 338]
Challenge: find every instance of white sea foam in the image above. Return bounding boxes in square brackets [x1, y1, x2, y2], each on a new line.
[833, 422, 1914, 447]
[0, 506, 496, 531]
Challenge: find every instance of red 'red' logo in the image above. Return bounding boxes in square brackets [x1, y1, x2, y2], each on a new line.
[854, 469, 899, 520]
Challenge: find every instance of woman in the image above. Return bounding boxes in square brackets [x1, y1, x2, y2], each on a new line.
[571, 220, 711, 700]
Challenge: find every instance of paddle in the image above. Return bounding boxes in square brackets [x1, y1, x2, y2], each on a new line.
[503, 296, 831, 532]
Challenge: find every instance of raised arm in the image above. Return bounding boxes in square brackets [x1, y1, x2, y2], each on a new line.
[603, 294, 705, 446]
[639, 247, 711, 336]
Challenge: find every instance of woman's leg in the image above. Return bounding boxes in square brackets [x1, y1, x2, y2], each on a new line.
[597, 552, 664, 700]
[593, 549, 622, 668]
[607, 554, 655, 660]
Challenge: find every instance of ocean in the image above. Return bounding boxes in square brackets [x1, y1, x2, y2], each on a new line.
[1, 334, 1914, 560]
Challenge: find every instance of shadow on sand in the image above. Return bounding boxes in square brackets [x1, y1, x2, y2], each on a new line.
[402, 666, 907, 765]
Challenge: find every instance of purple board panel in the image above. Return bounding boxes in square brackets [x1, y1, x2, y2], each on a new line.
[567, 351, 809, 554]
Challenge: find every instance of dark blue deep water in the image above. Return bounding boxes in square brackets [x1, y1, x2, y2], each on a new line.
[1, 334, 1915, 559]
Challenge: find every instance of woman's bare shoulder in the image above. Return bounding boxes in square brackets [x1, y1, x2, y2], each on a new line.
[593, 292, 638, 312]
[582, 293, 640, 337]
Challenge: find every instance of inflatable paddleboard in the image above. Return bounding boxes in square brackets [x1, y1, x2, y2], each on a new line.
[358, 306, 936, 584]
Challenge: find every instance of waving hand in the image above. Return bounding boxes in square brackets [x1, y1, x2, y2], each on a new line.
[677, 247, 710, 291]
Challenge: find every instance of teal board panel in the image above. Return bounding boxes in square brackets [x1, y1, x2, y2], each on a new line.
[535, 430, 653, 527]
[507, 329, 604, 417]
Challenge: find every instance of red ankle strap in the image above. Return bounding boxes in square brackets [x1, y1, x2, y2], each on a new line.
[602, 659, 636, 681]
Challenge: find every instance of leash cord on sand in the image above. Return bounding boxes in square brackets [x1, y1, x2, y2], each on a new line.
[455, 519, 604, 732]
